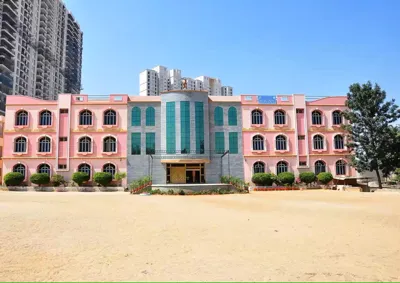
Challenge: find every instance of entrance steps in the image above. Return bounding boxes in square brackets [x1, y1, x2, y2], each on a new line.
[151, 183, 232, 193]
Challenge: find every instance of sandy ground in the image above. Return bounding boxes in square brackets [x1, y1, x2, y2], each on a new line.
[1, 190, 400, 282]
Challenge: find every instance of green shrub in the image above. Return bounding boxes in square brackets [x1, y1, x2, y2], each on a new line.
[167, 189, 175, 195]
[4, 172, 24, 186]
[51, 174, 65, 187]
[114, 172, 126, 185]
[252, 173, 276, 186]
[299, 172, 316, 185]
[317, 172, 333, 185]
[30, 173, 50, 186]
[277, 172, 295, 185]
[178, 189, 185, 195]
[93, 172, 113, 187]
[72, 172, 90, 186]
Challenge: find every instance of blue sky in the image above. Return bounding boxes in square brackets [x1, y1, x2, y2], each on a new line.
[64, 0, 400, 101]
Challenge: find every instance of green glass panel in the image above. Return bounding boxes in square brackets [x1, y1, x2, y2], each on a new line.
[214, 106, 224, 126]
[195, 102, 204, 154]
[180, 101, 190, 153]
[146, 132, 155, 155]
[146, 107, 155, 126]
[215, 132, 225, 154]
[131, 107, 141, 126]
[229, 132, 238, 154]
[228, 107, 237, 126]
[166, 102, 176, 154]
[131, 133, 141, 155]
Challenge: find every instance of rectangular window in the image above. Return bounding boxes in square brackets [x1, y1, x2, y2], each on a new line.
[296, 109, 304, 113]
[215, 132, 225, 154]
[299, 161, 307, 166]
[146, 132, 155, 155]
[166, 102, 176, 154]
[131, 133, 141, 155]
[195, 102, 204, 154]
[180, 101, 190, 153]
[298, 135, 305, 140]
[60, 109, 68, 114]
[58, 164, 67, 169]
[59, 137, 68, 141]
[229, 132, 238, 154]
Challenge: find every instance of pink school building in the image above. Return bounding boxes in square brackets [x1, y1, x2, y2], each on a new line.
[2, 94, 128, 186]
[241, 94, 355, 181]
[1, 93, 354, 186]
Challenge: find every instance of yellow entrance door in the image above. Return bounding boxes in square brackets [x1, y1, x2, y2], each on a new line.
[170, 167, 186, 184]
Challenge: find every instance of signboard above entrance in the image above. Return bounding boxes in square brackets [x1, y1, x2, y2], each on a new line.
[257, 95, 277, 104]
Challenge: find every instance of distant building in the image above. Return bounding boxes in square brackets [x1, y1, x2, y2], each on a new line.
[139, 66, 232, 96]
[0, 0, 83, 114]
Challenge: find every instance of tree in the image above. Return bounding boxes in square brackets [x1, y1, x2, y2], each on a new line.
[277, 172, 295, 186]
[51, 174, 65, 187]
[93, 172, 112, 187]
[317, 172, 333, 185]
[342, 81, 400, 189]
[4, 172, 24, 186]
[299, 172, 316, 186]
[72, 172, 90, 186]
[30, 173, 50, 186]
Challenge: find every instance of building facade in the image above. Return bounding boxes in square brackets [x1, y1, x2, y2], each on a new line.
[0, 0, 83, 114]
[242, 94, 355, 181]
[139, 65, 233, 97]
[127, 91, 244, 184]
[1, 93, 355, 186]
[2, 94, 127, 186]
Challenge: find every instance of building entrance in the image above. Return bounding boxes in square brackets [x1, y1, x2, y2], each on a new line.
[167, 163, 205, 184]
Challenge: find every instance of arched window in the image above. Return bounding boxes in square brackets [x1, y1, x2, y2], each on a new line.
[277, 161, 288, 174]
[275, 135, 287, 150]
[103, 136, 116, 152]
[214, 106, 223, 126]
[14, 137, 27, 153]
[78, 136, 92, 152]
[38, 164, 50, 175]
[15, 110, 28, 126]
[228, 107, 237, 126]
[314, 160, 326, 175]
[313, 135, 324, 150]
[253, 161, 265, 174]
[332, 111, 342, 125]
[78, 163, 91, 178]
[146, 107, 155, 126]
[103, 163, 116, 178]
[312, 110, 322, 125]
[336, 160, 347, 175]
[79, 110, 92, 125]
[38, 136, 51, 152]
[13, 164, 26, 178]
[252, 135, 264, 151]
[274, 110, 286, 125]
[334, 135, 344, 149]
[131, 107, 141, 126]
[251, 110, 263, 125]
[103, 109, 116, 125]
[39, 110, 52, 126]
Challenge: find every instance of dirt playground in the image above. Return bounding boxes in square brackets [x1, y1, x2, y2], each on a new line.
[0, 190, 399, 282]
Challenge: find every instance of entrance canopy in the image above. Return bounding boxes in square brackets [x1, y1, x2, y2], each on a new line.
[161, 159, 210, 164]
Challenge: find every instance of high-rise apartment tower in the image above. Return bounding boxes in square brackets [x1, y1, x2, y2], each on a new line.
[139, 65, 233, 96]
[0, 0, 83, 114]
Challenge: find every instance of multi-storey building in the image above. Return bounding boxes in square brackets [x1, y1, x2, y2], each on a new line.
[2, 94, 128, 186]
[139, 65, 232, 97]
[241, 94, 355, 180]
[0, 0, 83, 114]
[127, 90, 244, 184]
[1, 92, 355, 186]
[0, 115, 4, 183]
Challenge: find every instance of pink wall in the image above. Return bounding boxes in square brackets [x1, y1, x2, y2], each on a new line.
[2, 94, 128, 186]
[241, 94, 354, 183]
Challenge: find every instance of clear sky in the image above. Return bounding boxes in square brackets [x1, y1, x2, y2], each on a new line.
[64, 0, 400, 101]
